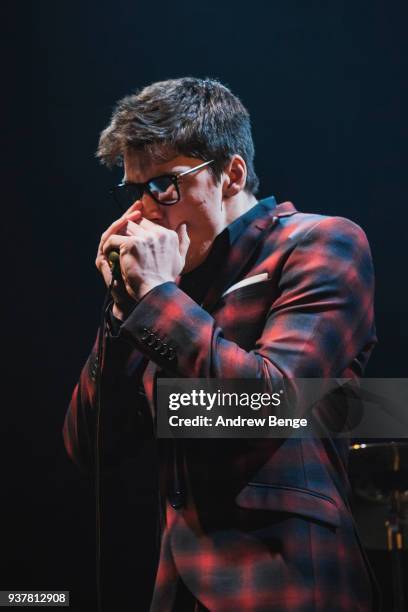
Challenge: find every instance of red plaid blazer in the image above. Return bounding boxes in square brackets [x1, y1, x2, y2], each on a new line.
[64, 198, 378, 611]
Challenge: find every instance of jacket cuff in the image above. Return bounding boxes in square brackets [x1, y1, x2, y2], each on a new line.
[119, 281, 215, 374]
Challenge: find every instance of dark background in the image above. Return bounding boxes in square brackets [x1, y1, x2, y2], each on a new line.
[3, 1, 407, 610]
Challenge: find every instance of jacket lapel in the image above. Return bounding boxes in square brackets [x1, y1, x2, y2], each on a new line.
[201, 198, 297, 313]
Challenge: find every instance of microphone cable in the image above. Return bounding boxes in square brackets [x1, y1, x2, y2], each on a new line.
[95, 251, 121, 612]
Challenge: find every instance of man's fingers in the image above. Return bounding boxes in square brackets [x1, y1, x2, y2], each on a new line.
[102, 235, 129, 257]
[101, 214, 130, 240]
[98, 218, 129, 255]
[101, 204, 142, 240]
[95, 257, 115, 285]
[122, 199, 143, 216]
[176, 223, 190, 260]
[137, 217, 190, 258]
[101, 227, 148, 258]
[124, 209, 143, 223]
[138, 216, 164, 232]
[99, 210, 143, 253]
[98, 258, 112, 277]
[124, 216, 144, 235]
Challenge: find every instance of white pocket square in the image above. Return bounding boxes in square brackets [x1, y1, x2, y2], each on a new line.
[222, 273, 269, 297]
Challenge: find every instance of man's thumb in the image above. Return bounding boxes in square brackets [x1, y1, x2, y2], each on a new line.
[176, 223, 190, 259]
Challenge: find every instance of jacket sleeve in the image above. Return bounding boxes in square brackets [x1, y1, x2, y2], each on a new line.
[63, 326, 153, 473]
[118, 216, 376, 398]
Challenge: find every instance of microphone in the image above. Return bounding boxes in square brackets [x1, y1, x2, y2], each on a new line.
[108, 250, 121, 280]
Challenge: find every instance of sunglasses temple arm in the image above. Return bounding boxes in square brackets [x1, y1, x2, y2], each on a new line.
[177, 160, 214, 178]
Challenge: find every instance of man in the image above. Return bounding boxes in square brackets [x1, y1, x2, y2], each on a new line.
[64, 78, 378, 611]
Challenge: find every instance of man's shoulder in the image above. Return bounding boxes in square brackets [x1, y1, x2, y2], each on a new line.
[257, 197, 365, 235]
[271, 205, 369, 248]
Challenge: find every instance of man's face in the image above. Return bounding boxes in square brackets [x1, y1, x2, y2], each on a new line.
[123, 152, 226, 273]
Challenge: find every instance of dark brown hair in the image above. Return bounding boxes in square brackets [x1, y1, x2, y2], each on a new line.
[97, 77, 259, 194]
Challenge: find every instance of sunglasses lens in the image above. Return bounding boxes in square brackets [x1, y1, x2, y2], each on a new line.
[112, 184, 144, 212]
[148, 176, 179, 205]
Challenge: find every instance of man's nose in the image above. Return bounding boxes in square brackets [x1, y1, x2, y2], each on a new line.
[141, 193, 166, 224]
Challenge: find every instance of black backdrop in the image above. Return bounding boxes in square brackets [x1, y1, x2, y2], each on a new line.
[3, 1, 407, 610]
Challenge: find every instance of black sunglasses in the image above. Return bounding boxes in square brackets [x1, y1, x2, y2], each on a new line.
[110, 159, 214, 211]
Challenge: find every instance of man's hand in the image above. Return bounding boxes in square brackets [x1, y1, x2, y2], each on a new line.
[98, 203, 190, 312]
[95, 201, 144, 320]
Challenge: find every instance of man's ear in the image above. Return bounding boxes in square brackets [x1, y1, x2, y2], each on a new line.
[222, 155, 247, 198]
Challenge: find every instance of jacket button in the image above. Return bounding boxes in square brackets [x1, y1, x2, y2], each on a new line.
[146, 333, 157, 346]
[159, 343, 168, 356]
[140, 328, 150, 341]
[169, 490, 185, 509]
[167, 348, 175, 361]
